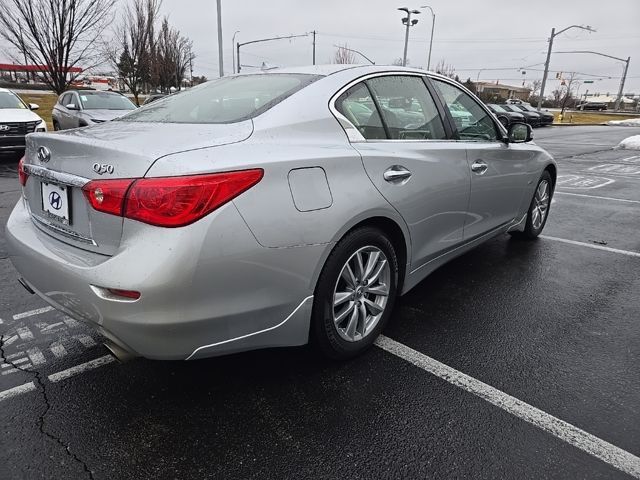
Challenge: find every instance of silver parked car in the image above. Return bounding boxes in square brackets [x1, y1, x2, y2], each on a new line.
[7, 65, 556, 361]
[51, 90, 137, 130]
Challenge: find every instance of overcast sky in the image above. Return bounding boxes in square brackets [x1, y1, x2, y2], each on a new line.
[160, 0, 640, 95]
[2, 0, 639, 96]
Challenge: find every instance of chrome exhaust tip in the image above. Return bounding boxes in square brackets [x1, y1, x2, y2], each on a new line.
[103, 340, 137, 363]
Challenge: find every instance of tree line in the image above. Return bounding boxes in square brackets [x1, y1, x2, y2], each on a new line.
[0, 0, 195, 104]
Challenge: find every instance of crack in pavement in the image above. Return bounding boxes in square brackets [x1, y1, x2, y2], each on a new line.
[0, 334, 95, 480]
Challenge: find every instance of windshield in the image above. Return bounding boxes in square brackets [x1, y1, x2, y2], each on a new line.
[0, 91, 27, 109]
[489, 104, 506, 112]
[119, 74, 320, 124]
[79, 92, 137, 110]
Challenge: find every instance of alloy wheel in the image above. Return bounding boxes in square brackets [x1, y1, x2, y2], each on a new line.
[332, 246, 391, 342]
[531, 179, 550, 230]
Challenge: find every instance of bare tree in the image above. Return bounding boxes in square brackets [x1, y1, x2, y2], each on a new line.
[155, 18, 193, 91]
[392, 57, 406, 66]
[0, 0, 113, 94]
[435, 59, 456, 79]
[333, 44, 356, 64]
[105, 0, 161, 105]
[560, 72, 578, 114]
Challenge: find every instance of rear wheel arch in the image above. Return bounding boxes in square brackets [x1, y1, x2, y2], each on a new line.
[331, 216, 408, 295]
[544, 163, 557, 189]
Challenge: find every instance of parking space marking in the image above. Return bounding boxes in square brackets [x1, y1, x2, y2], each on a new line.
[555, 192, 640, 204]
[16, 327, 34, 341]
[0, 382, 37, 402]
[375, 336, 640, 479]
[589, 164, 640, 175]
[50, 342, 67, 358]
[73, 334, 96, 348]
[48, 355, 115, 383]
[541, 235, 640, 258]
[12, 306, 54, 320]
[555, 175, 614, 189]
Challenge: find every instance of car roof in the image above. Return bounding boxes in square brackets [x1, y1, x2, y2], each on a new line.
[235, 64, 447, 79]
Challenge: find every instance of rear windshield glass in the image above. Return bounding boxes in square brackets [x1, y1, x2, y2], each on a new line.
[118, 73, 320, 124]
[79, 92, 137, 110]
[0, 91, 27, 109]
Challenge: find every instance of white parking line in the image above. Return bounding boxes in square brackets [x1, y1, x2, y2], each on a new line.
[50, 342, 67, 358]
[48, 355, 115, 383]
[74, 334, 96, 348]
[12, 306, 54, 320]
[0, 382, 37, 402]
[16, 327, 34, 341]
[375, 336, 640, 479]
[555, 191, 640, 204]
[541, 235, 640, 258]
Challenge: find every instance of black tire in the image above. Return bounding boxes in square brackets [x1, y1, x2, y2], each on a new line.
[311, 226, 399, 360]
[511, 171, 553, 240]
[52, 120, 59, 131]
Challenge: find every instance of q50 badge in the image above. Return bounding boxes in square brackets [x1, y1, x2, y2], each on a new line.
[93, 163, 115, 175]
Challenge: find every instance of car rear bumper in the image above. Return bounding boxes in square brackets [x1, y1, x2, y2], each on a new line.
[6, 198, 326, 360]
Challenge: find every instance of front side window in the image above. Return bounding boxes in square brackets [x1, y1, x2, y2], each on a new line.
[366, 76, 446, 140]
[78, 92, 137, 111]
[119, 74, 319, 124]
[432, 79, 499, 141]
[0, 91, 27, 109]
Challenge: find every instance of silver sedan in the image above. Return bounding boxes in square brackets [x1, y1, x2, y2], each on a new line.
[6, 65, 556, 361]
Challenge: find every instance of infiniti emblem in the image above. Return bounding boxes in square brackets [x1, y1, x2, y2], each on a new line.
[37, 146, 51, 163]
[49, 191, 62, 210]
[0, 125, 10, 132]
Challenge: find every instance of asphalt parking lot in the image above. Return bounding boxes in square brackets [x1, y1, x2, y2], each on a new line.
[1, 125, 639, 479]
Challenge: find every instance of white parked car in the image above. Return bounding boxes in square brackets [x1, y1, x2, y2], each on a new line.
[0, 88, 47, 155]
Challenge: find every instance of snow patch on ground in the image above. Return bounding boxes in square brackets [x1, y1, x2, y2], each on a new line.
[616, 135, 640, 150]
[608, 118, 640, 126]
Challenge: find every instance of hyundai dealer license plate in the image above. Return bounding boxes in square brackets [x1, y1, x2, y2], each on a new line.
[41, 182, 70, 224]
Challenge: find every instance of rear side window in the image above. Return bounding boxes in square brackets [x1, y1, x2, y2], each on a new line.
[432, 79, 499, 141]
[366, 76, 446, 140]
[335, 83, 386, 140]
[119, 74, 320, 124]
[60, 93, 71, 106]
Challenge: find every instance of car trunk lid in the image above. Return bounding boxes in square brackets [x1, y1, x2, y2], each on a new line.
[22, 120, 253, 255]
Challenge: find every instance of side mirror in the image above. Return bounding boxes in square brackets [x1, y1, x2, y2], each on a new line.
[29, 103, 39, 110]
[66, 103, 79, 110]
[508, 122, 533, 143]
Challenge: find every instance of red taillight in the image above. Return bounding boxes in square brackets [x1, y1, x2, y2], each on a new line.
[18, 156, 28, 186]
[81, 169, 263, 227]
[82, 179, 134, 216]
[124, 169, 263, 227]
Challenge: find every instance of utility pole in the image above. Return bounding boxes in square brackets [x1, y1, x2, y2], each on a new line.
[189, 46, 194, 86]
[231, 31, 240, 74]
[555, 50, 630, 111]
[537, 25, 595, 110]
[398, 8, 420, 67]
[312, 31, 317, 65]
[216, 0, 224, 77]
[615, 56, 630, 111]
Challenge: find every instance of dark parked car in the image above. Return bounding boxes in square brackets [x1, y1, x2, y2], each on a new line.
[576, 102, 607, 111]
[142, 93, 167, 105]
[510, 104, 554, 126]
[501, 104, 541, 127]
[487, 104, 526, 128]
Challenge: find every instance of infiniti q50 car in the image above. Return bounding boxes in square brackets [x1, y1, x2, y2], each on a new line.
[6, 65, 556, 361]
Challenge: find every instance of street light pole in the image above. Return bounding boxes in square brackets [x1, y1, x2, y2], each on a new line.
[216, 0, 224, 77]
[231, 31, 240, 74]
[537, 25, 595, 110]
[420, 5, 435, 70]
[237, 33, 309, 73]
[398, 7, 420, 67]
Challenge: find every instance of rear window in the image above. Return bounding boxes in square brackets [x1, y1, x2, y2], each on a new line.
[119, 74, 320, 124]
[79, 92, 136, 110]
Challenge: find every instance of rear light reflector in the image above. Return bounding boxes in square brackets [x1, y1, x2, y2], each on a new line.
[124, 169, 263, 227]
[18, 156, 28, 186]
[82, 179, 134, 216]
[107, 288, 141, 300]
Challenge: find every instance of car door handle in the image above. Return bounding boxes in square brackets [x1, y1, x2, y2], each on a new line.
[471, 160, 488, 175]
[383, 166, 412, 184]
